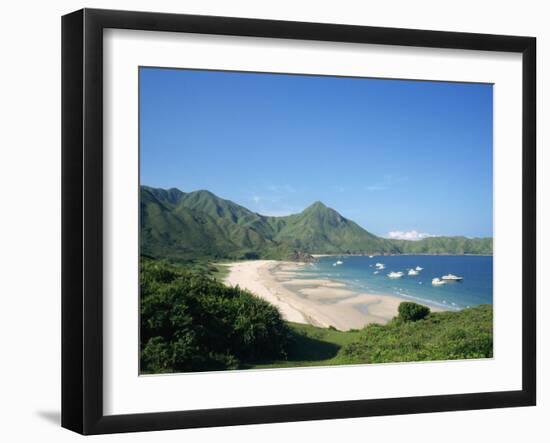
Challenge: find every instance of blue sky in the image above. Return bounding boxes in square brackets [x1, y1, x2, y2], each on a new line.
[140, 67, 493, 239]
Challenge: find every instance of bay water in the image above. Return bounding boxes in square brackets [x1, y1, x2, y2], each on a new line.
[297, 255, 493, 311]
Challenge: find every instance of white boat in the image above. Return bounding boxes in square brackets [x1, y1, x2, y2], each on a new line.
[387, 271, 404, 278]
[415, 266, 423, 271]
[408, 269, 419, 276]
[368, 255, 374, 258]
[336, 260, 343, 265]
[375, 263, 385, 269]
[432, 278, 446, 285]
[441, 274, 463, 281]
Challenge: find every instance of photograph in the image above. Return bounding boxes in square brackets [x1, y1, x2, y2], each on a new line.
[0, 1, 542, 439]
[139, 67, 494, 374]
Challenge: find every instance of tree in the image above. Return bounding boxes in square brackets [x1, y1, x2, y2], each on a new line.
[398, 302, 430, 322]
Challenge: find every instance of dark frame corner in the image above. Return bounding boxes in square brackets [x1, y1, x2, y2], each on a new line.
[62, 8, 536, 435]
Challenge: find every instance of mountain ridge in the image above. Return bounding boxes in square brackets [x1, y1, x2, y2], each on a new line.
[140, 185, 493, 261]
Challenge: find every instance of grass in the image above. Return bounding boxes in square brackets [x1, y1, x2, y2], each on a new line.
[210, 262, 231, 281]
[244, 305, 493, 369]
[142, 256, 232, 281]
[340, 304, 493, 364]
[244, 322, 362, 369]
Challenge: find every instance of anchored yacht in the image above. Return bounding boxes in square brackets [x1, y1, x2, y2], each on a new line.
[441, 274, 463, 281]
[388, 271, 404, 278]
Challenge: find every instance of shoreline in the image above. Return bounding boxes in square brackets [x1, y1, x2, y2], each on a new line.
[223, 260, 443, 331]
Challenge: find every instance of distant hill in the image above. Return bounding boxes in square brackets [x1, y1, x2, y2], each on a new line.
[141, 185, 493, 261]
[390, 236, 493, 255]
[140, 186, 282, 260]
[272, 201, 397, 254]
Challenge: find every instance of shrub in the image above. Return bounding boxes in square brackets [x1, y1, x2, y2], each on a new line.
[339, 304, 493, 364]
[140, 259, 291, 373]
[398, 302, 431, 322]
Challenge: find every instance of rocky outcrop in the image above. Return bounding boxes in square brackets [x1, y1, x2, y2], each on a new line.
[289, 250, 317, 263]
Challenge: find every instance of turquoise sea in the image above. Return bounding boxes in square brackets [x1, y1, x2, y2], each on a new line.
[297, 255, 493, 311]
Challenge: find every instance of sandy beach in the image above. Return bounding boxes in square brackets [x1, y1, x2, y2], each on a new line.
[223, 260, 439, 331]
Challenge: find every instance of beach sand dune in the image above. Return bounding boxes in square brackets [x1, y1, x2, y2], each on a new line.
[224, 260, 437, 331]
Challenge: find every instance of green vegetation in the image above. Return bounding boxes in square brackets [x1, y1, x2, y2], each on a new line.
[140, 260, 493, 373]
[247, 322, 363, 369]
[139, 186, 493, 373]
[270, 201, 396, 254]
[249, 304, 492, 369]
[210, 263, 231, 281]
[141, 185, 493, 262]
[140, 259, 291, 373]
[141, 186, 292, 261]
[340, 304, 493, 364]
[390, 236, 493, 255]
[398, 301, 431, 322]
[140, 253, 231, 283]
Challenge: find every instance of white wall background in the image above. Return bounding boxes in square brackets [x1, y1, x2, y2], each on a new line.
[0, 1, 546, 441]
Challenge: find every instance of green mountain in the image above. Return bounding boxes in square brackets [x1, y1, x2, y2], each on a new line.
[140, 186, 282, 260]
[390, 236, 493, 255]
[272, 201, 397, 254]
[140, 185, 492, 261]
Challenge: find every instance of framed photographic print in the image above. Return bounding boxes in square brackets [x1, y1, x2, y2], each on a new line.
[61, 8, 536, 435]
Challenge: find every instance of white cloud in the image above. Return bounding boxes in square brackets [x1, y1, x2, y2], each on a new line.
[252, 195, 262, 203]
[386, 230, 435, 241]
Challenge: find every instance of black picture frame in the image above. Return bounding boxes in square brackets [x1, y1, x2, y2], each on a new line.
[62, 8, 536, 435]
